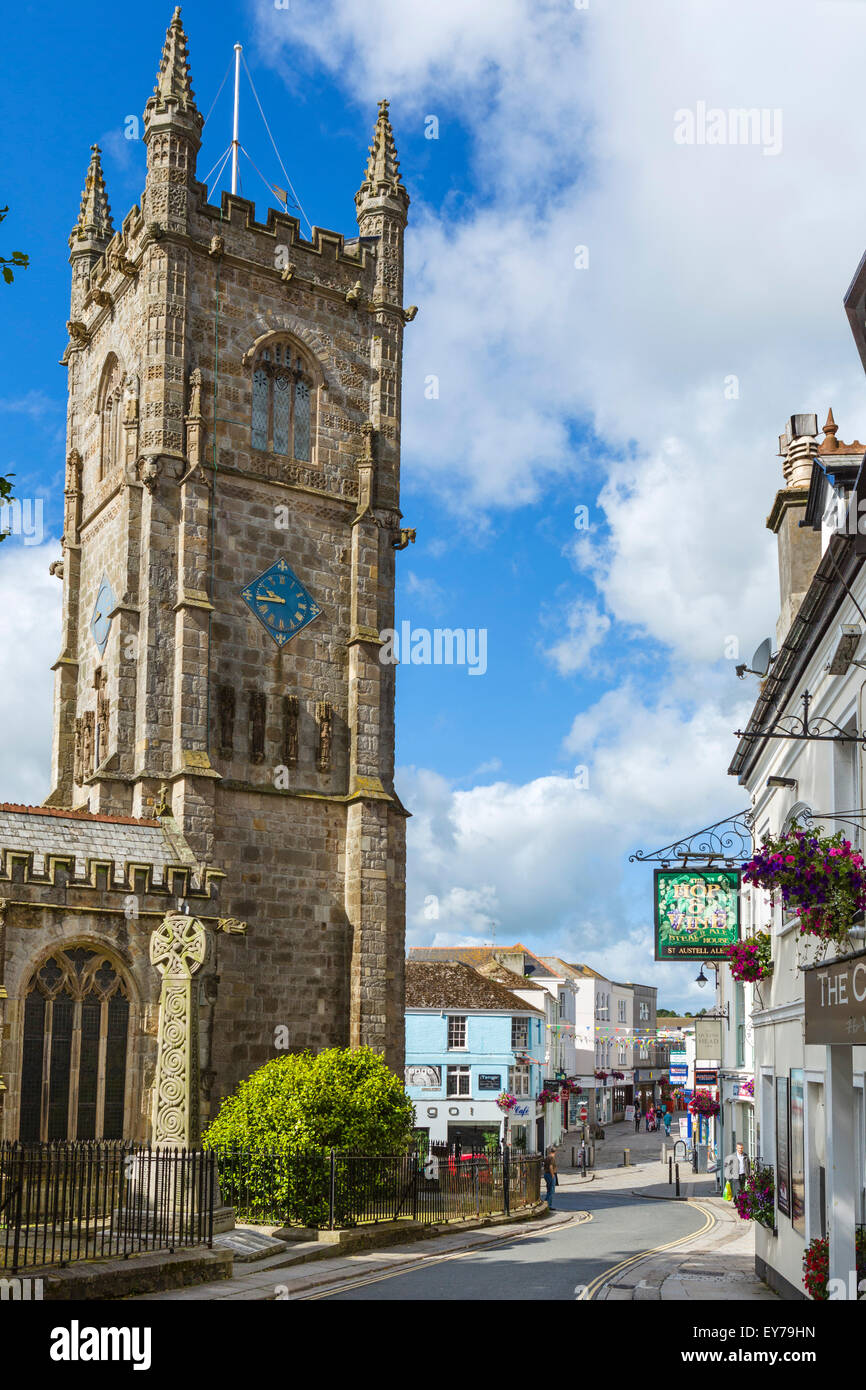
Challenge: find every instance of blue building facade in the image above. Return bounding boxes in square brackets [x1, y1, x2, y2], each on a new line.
[405, 962, 546, 1151]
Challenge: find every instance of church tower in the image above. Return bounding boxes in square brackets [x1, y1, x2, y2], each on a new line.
[48, 7, 412, 1099]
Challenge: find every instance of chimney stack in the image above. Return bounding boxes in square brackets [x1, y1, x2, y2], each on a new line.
[767, 414, 821, 646]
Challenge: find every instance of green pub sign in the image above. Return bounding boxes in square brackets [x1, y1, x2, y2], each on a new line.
[654, 869, 740, 962]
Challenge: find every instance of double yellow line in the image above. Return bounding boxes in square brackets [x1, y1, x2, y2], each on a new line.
[577, 1199, 716, 1300]
[296, 1211, 592, 1301]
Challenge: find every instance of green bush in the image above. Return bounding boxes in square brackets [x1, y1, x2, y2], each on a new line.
[203, 1048, 415, 1227]
[203, 1047, 414, 1153]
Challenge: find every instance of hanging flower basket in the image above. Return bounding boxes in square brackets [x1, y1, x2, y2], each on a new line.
[537, 1088, 561, 1105]
[594, 1070, 609, 1082]
[610, 1070, 625, 1080]
[726, 933, 773, 983]
[496, 1091, 518, 1113]
[732, 1162, 774, 1229]
[687, 1089, 720, 1118]
[743, 825, 866, 942]
[739, 1077, 754, 1098]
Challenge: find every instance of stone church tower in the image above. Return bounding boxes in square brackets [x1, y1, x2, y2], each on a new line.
[0, 8, 412, 1140]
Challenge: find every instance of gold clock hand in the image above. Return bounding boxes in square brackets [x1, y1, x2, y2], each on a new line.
[258, 590, 286, 604]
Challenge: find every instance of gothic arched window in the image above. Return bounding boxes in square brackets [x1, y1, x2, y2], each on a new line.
[18, 948, 131, 1142]
[98, 354, 123, 480]
[249, 341, 313, 462]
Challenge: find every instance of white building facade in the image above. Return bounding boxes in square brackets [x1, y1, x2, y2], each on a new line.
[728, 403, 866, 1298]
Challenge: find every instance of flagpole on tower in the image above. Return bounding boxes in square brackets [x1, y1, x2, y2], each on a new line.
[231, 43, 242, 195]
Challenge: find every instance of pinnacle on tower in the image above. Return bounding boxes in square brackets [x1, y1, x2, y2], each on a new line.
[147, 6, 200, 119]
[69, 145, 114, 252]
[355, 100, 409, 210]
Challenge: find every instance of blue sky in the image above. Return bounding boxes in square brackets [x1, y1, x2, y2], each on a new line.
[5, 0, 866, 1009]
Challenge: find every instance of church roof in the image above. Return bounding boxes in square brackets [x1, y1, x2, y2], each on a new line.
[405, 960, 545, 1014]
[0, 804, 197, 884]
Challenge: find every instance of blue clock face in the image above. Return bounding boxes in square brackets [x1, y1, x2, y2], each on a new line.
[90, 574, 116, 654]
[240, 559, 322, 647]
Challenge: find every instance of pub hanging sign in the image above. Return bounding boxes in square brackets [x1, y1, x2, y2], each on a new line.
[654, 869, 740, 962]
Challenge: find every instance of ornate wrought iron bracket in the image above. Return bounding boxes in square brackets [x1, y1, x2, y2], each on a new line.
[797, 807, 866, 835]
[628, 809, 754, 868]
[734, 690, 866, 746]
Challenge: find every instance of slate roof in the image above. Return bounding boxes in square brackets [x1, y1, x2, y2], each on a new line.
[0, 803, 197, 884]
[409, 943, 559, 977]
[405, 960, 545, 1015]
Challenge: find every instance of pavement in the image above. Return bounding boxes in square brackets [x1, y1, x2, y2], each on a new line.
[127, 1115, 779, 1301]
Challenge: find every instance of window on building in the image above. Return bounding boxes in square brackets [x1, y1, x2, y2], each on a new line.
[639, 1001, 649, 1021]
[511, 1017, 529, 1049]
[446, 1066, 471, 1097]
[19, 947, 131, 1142]
[250, 341, 313, 460]
[447, 1015, 467, 1050]
[618, 999, 627, 1023]
[509, 1064, 531, 1096]
[98, 354, 123, 480]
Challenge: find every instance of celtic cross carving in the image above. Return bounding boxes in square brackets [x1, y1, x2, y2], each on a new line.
[149, 911, 210, 980]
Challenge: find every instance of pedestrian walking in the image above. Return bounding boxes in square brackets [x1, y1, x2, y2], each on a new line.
[543, 1145, 558, 1210]
[723, 1141, 751, 1193]
[645, 1105, 654, 1132]
[664, 1111, 672, 1138]
[634, 1103, 641, 1133]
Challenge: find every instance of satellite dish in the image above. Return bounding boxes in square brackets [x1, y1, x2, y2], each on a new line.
[751, 638, 773, 677]
[736, 637, 775, 680]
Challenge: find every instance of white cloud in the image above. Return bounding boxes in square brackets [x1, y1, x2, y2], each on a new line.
[257, 0, 866, 662]
[397, 677, 754, 1009]
[542, 597, 611, 675]
[0, 542, 62, 804]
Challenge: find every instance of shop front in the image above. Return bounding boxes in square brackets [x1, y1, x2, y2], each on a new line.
[414, 1097, 506, 1150]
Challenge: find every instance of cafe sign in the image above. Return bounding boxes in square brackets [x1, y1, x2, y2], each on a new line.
[654, 869, 740, 961]
[804, 949, 866, 1045]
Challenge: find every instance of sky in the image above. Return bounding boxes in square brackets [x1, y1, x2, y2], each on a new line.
[3, 0, 866, 1010]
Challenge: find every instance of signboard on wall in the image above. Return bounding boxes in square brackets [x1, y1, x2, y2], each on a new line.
[405, 1065, 441, 1089]
[803, 950, 866, 1044]
[478, 1074, 502, 1091]
[776, 1077, 791, 1218]
[654, 869, 740, 961]
[696, 1017, 723, 1059]
[695, 1069, 719, 1087]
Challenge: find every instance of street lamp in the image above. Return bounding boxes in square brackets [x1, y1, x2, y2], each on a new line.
[695, 966, 708, 988]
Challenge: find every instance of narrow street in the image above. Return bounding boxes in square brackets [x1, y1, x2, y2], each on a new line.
[306, 1184, 708, 1301]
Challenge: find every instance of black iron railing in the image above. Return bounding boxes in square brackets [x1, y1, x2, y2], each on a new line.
[0, 1141, 215, 1274]
[211, 1146, 542, 1230]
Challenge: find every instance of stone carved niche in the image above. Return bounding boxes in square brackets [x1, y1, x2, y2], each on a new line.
[249, 691, 266, 764]
[75, 711, 95, 783]
[316, 700, 332, 772]
[282, 695, 299, 766]
[188, 366, 202, 419]
[94, 668, 109, 768]
[217, 684, 235, 758]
